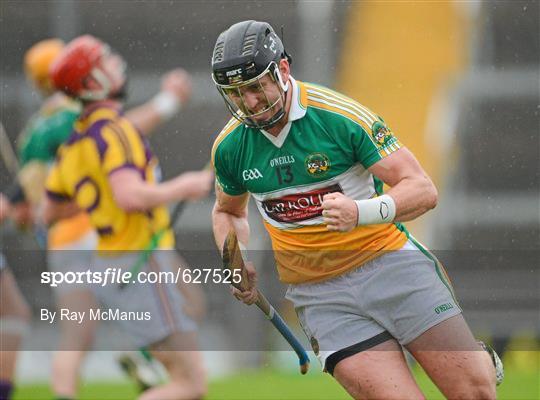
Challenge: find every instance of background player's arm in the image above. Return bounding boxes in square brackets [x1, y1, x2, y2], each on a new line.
[368, 147, 438, 221]
[42, 197, 80, 225]
[125, 69, 191, 135]
[108, 168, 212, 212]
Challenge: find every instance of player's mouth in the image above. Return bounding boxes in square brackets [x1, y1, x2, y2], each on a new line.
[249, 102, 277, 120]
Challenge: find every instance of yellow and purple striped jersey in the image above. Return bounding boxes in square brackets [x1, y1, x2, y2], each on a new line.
[46, 104, 173, 251]
[212, 78, 408, 283]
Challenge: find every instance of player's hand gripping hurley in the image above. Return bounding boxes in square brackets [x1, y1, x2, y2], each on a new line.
[222, 230, 310, 374]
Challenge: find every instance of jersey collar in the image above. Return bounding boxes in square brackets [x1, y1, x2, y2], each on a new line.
[287, 76, 308, 122]
[75, 101, 122, 133]
[259, 76, 307, 148]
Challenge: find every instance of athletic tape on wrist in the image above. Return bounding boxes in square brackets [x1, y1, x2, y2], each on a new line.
[355, 194, 396, 225]
[151, 91, 181, 120]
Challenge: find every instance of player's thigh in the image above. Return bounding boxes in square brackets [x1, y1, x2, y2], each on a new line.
[405, 314, 495, 399]
[55, 288, 99, 348]
[333, 338, 424, 400]
[0, 268, 30, 319]
[170, 251, 207, 322]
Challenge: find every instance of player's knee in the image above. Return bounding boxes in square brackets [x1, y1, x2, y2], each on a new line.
[167, 358, 207, 398]
[468, 380, 496, 400]
[169, 376, 207, 400]
[457, 369, 496, 400]
[184, 366, 207, 398]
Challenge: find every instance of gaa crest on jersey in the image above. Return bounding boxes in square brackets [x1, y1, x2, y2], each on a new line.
[305, 153, 330, 177]
[371, 121, 393, 146]
[242, 168, 263, 181]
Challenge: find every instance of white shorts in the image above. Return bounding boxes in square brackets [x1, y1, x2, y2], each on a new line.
[286, 238, 461, 374]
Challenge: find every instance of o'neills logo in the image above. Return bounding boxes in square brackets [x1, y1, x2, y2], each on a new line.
[262, 184, 342, 223]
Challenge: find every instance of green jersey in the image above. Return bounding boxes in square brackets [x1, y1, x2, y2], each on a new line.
[18, 93, 80, 166]
[212, 79, 408, 284]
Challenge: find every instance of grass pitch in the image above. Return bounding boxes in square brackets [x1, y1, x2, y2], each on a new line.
[13, 364, 539, 399]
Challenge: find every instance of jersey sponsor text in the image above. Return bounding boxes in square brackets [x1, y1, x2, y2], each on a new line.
[262, 183, 342, 223]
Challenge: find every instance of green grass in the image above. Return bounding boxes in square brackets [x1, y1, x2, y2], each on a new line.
[13, 365, 539, 400]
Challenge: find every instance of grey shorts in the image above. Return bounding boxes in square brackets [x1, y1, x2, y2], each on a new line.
[47, 230, 98, 294]
[93, 251, 197, 348]
[285, 238, 461, 373]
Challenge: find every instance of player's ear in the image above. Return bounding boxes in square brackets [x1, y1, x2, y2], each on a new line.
[278, 58, 290, 81]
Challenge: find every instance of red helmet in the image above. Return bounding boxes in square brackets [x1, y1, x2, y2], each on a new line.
[50, 35, 126, 101]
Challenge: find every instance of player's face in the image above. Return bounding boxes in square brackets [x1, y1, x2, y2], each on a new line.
[224, 72, 283, 123]
[99, 50, 127, 94]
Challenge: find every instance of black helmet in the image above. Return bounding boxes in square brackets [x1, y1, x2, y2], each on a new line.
[211, 20, 292, 129]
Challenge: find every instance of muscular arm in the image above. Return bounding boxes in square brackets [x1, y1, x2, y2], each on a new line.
[212, 184, 250, 252]
[212, 184, 259, 305]
[368, 147, 438, 222]
[124, 93, 183, 136]
[108, 168, 212, 212]
[322, 147, 437, 231]
[124, 69, 191, 136]
[124, 103, 168, 136]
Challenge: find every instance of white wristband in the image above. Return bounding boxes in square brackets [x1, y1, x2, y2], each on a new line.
[355, 194, 396, 225]
[151, 91, 181, 120]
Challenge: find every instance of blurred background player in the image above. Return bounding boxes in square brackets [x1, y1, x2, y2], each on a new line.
[0, 194, 32, 400]
[210, 20, 504, 400]
[5, 38, 206, 399]
[43, 34, 211, 400]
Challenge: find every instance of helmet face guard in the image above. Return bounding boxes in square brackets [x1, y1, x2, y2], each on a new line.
[78, 44, 127, 101]
[211, 20, 292, 129]
[213, 61, 289, 129]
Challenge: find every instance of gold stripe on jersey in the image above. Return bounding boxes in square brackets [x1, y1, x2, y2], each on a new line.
[306, 84, 378, 121]
[306, 84, 378, 127]
[306, 86, 402, 159]
[264, 220, 408, 283]
[307, 93, 377, 131]
[308, 83, 379, 118]
[211, 117, 242, 168]
[307, 95, 374, 138]
[297, 80, 309, 110]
